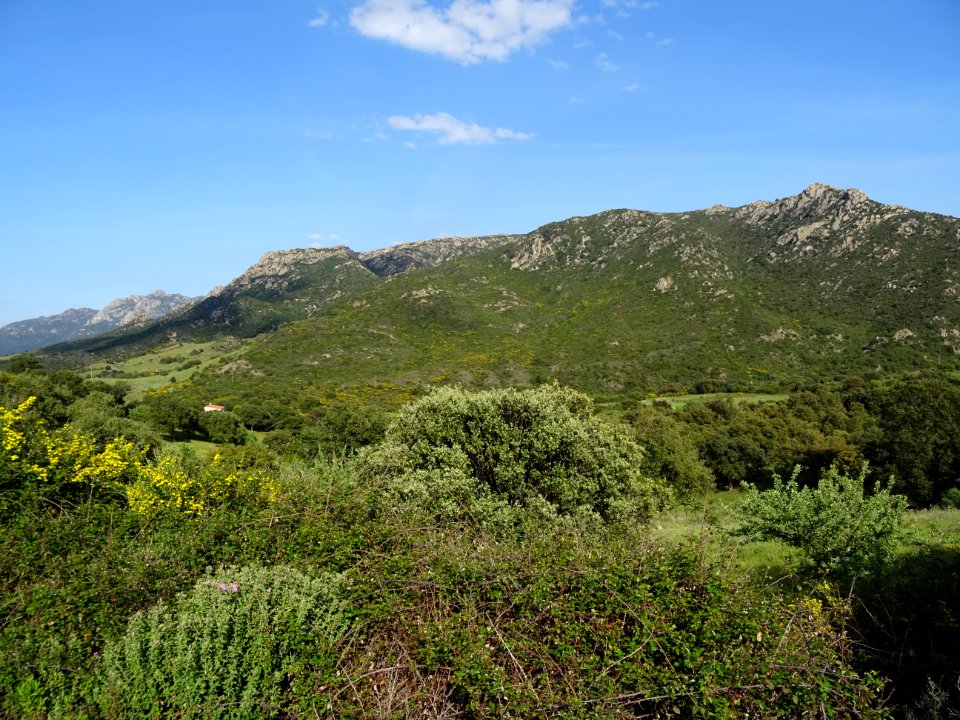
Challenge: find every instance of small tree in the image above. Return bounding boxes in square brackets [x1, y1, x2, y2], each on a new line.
[735, 463, 907, 580]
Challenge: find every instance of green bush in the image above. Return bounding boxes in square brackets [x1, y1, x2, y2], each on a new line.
[96, 564, 346, 719]
[628, 404, 715, 498]
[735, 463, 907, 579]
[358, 385, 666, 533]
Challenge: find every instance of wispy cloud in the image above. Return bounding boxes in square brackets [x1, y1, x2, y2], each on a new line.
[548, 58, 568, 70]
[387, 112, 534, 144]
[623, 82, 640, 92]
[308, 10, 329, 27]
[568, 95, 586, 104]
[304, 130, 344, 140]
[349, 0, 574, 64]
[594, 52, 618, 71]
[645, 30, 674, 46]
[309, 232, 342, 247]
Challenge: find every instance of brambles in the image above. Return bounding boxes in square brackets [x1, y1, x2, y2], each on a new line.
[336, 532, 889, 718]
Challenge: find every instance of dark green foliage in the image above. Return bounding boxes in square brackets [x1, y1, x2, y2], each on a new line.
[0, 368, 90, 426]
[854, 544, 960, 715]
[358, 385, 666, 531]
[736, 464, 907, 580]
[138, 391, 202, 440]
[861, 378, 960, 506]
[67, 390, 161, 452]
[0, 354, 43, 373]
[680, 388, 869, 490]
[628, 404, 715, 498]
[197, 409, 248, 445]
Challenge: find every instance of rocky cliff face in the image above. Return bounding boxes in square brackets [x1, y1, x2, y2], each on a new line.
[88, 290, 198, 327]
[359, 234, 518, 276]
[0, 291, 198, 355]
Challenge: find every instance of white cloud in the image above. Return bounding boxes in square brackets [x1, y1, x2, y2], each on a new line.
[349, 0, 574, 64]
[568, 95, 586, 104]
[594, 51, 618, 71]
[548, 58, 568, 69]
[387, 112, 534, 144]
[623, 82, 640, 92]
[308, 10, 330, 27]
[309, 233, 342, 247]
[304, 130, 344, 140]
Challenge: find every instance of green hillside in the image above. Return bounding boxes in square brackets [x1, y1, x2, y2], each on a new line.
[38, 183, 960, 416]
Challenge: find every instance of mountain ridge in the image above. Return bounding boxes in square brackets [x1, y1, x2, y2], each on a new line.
[28, 183, 960, 405]
[0, 290, 200, 355]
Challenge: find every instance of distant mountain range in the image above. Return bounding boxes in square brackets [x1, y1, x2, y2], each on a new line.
[0, 291, 199, 355]
[30, 183, 960, 405]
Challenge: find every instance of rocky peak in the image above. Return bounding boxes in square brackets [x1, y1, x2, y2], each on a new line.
[359, 234, 519, 277]
[734, 183, 875, 227]
[225, 246, 361, 292]
[88, 290, 195, 326]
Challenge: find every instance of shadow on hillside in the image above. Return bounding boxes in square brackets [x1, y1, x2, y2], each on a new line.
[854, 545, 960, 717]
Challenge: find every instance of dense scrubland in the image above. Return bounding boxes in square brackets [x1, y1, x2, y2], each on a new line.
[2, 360, 959, 718]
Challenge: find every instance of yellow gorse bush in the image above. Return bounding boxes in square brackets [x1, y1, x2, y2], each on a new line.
[1, 396, 50, 482]
[126, 451, 278, 516]
[1, 397, 277, 516]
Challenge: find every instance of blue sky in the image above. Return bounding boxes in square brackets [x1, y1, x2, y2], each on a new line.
[1, 0, 958, 327]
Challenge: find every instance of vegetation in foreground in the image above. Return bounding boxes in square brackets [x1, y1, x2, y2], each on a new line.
[1, 368, 958, 717]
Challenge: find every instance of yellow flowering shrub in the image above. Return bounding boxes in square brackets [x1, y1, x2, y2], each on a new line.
[1, 396, 54, 485]
[1, 397, 277, 517]
[126, 451, 279, 517]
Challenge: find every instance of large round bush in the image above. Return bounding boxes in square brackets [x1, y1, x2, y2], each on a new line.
[358, 385, 665, 530]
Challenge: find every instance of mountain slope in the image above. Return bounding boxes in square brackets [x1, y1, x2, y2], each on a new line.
[0, 290, 198, 355]
[38, 184, 960, 410]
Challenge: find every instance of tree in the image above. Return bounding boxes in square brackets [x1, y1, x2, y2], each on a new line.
[628, 405, 714, 498]
[197, 409, 248, 445]
[862, 378, 960, 506]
